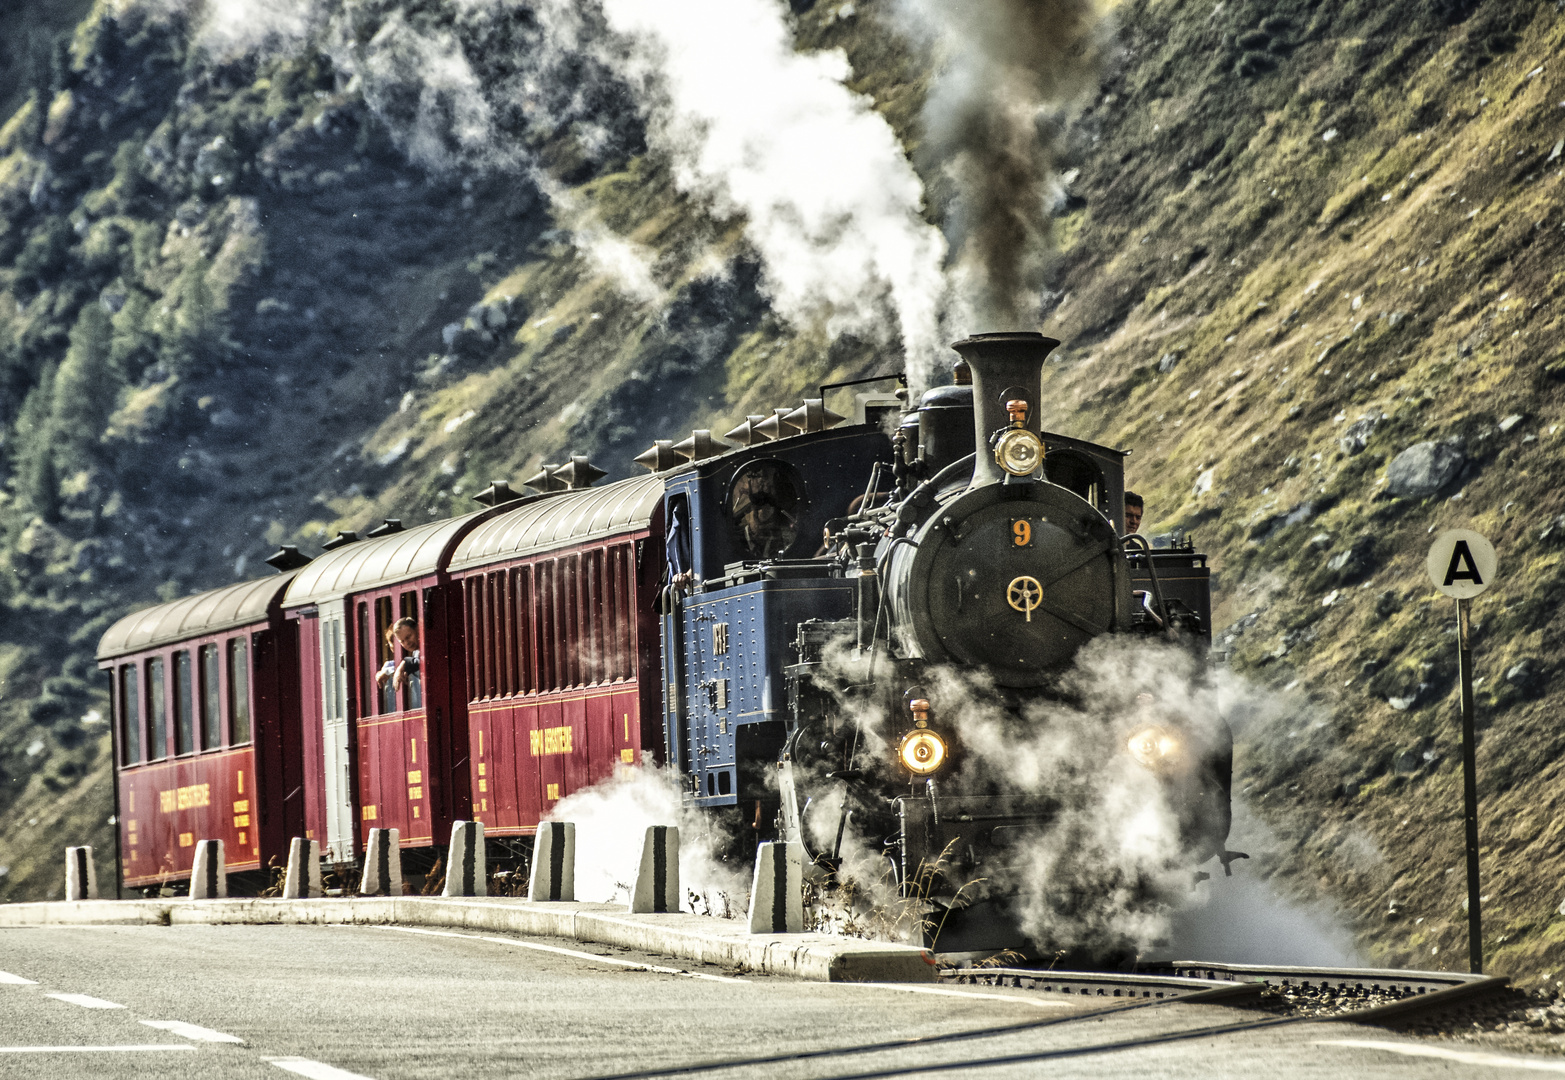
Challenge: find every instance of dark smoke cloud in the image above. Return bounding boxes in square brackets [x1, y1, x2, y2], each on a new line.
[903, 0, 1109, 330]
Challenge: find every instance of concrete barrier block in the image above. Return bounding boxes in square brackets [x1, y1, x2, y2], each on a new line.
[442, 820, 486, 898]
[529, 822, 575, 902]
[747, 841, 805, 934]
[359, 828, 402, 896]
[189, 839, 226, 899]
[282, 838, 322, 899]
[630, 825, 680, 914]
[64, 846, 97, 901]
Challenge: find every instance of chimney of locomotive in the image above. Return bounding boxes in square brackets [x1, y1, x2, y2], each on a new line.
[950, 332, 1060, 490]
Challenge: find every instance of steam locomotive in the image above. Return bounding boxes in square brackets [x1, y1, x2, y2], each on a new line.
[97, 331, 1230, 953]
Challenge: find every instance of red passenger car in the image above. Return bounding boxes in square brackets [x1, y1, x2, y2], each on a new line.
[447, 475, 664, 834]
[97, 574, 304, 891]
[280, 511, 505, 863]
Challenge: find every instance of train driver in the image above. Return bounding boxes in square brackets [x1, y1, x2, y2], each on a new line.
[375, 617, 421, 692]
[1124, 491, 1144, 535]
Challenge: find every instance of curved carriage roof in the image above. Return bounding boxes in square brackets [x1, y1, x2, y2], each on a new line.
[97, 573, 296, 661]
[283, 509, 493, 609]
[449, 474, 663, 572]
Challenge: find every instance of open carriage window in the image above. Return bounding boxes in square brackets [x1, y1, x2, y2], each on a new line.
[400, 591, 422, 710]
[375, 596, 396, 714]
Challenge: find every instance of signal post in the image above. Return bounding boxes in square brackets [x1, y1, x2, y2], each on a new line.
[1426, 528, 1498, 975]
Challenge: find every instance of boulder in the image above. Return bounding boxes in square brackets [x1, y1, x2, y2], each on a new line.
[1386, 440, 1465, 498]
[1506, 658, 1545, 697]
[1339, 416, 1378, 455]
[1328, 535, 1377, 583]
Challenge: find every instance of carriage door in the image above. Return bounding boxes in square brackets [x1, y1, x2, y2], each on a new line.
[318, 599, 355, 861]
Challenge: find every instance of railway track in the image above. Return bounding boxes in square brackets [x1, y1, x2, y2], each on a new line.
[944, 960, 1511, 1025]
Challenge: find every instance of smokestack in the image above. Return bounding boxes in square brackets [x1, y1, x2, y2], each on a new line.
[950, 332, 1059, 489]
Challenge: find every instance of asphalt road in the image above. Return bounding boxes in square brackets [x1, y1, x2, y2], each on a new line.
[0, 924, 1560, 1079]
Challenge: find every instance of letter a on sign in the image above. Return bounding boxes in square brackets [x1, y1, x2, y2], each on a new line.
[1427, 529, 1497, 600]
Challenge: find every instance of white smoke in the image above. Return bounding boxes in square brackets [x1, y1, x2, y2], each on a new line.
[532, 171, 665, 306]
[1160, 799, 1364, 966]
[545, 762, 748, 914]
[801, 634, 1364, 959]
[591, 0, 949, 385]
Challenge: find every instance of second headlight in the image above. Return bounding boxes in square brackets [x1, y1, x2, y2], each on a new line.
[994, 428, 1045, 477]
[899, 729, 948, 775]
[1127, 725, 1184, 770]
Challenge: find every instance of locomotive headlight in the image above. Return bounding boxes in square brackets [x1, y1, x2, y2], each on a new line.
[1127, 726, 1184, 771]
[899, 729, 948, 776]
[994, 429, 1045, 477]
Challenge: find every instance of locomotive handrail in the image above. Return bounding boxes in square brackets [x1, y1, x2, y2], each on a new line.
[889, 452, 977, 538]
[1121, 533, 1173, 636]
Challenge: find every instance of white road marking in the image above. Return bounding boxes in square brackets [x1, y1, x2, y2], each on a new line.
[0, 971, 36, 985]
[44, 993, 126, 1009]
[1317, 1039, 1565, 1074]
[266, 1056, 377, 1080]
[0, 1039, 198, 1045]
[369, 925, 749, 983]
[141, 1020, 245, 1043]
[832, 982, 1074, 1009]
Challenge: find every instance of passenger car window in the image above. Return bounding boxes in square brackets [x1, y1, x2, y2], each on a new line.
[119, 664, 140, 765]
[229, 638, 250, 744]
[147, 656, 167, 760]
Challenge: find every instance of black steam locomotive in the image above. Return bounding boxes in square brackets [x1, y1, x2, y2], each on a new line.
[657, 331, 1232, 953]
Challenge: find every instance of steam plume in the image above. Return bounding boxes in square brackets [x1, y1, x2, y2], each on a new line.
[591, 0, 949, 383]
[901, 0, 1108, 329]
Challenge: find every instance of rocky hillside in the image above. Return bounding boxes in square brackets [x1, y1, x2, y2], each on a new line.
[2, 0, 1564, 985]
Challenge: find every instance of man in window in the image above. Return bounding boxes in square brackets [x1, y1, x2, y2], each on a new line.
[376, 618, 420, 692]
[1124, 491, 1144, 535]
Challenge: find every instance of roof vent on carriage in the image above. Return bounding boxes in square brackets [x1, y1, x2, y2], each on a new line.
[524, 464, 570, 493]
[320, 530, 360, 551]
[722, 415, 770, 446]
[472, 480, 524, 506]
[264, 545, 312, 572]
[672, 430, 728, 463]
[553, 455, 607, 489]
[633, 439, 682, 473]
[365, 518, 404, 537]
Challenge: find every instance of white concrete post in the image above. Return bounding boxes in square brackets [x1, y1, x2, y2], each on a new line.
[282, 837, 322, 899]
[443, 820, 487, 897]
[529, 821, 575, 902]
[64, 845, 97, 901]
[747, 841, 805, 934]
[630, 825, 680, 914]
[189, 839, 227, 899]
[358, 827, 402, 896]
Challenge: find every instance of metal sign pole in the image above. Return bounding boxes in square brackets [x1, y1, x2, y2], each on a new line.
[1456, 596, 1482, 974]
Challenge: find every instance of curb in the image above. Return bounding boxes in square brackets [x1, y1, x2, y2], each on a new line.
[0, 897, 936, 983]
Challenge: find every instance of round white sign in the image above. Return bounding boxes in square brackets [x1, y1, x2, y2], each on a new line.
[1427, 529, 1497, 599]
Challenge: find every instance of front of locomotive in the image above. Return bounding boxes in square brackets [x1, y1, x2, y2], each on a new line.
[866, 332, 1232, 953]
